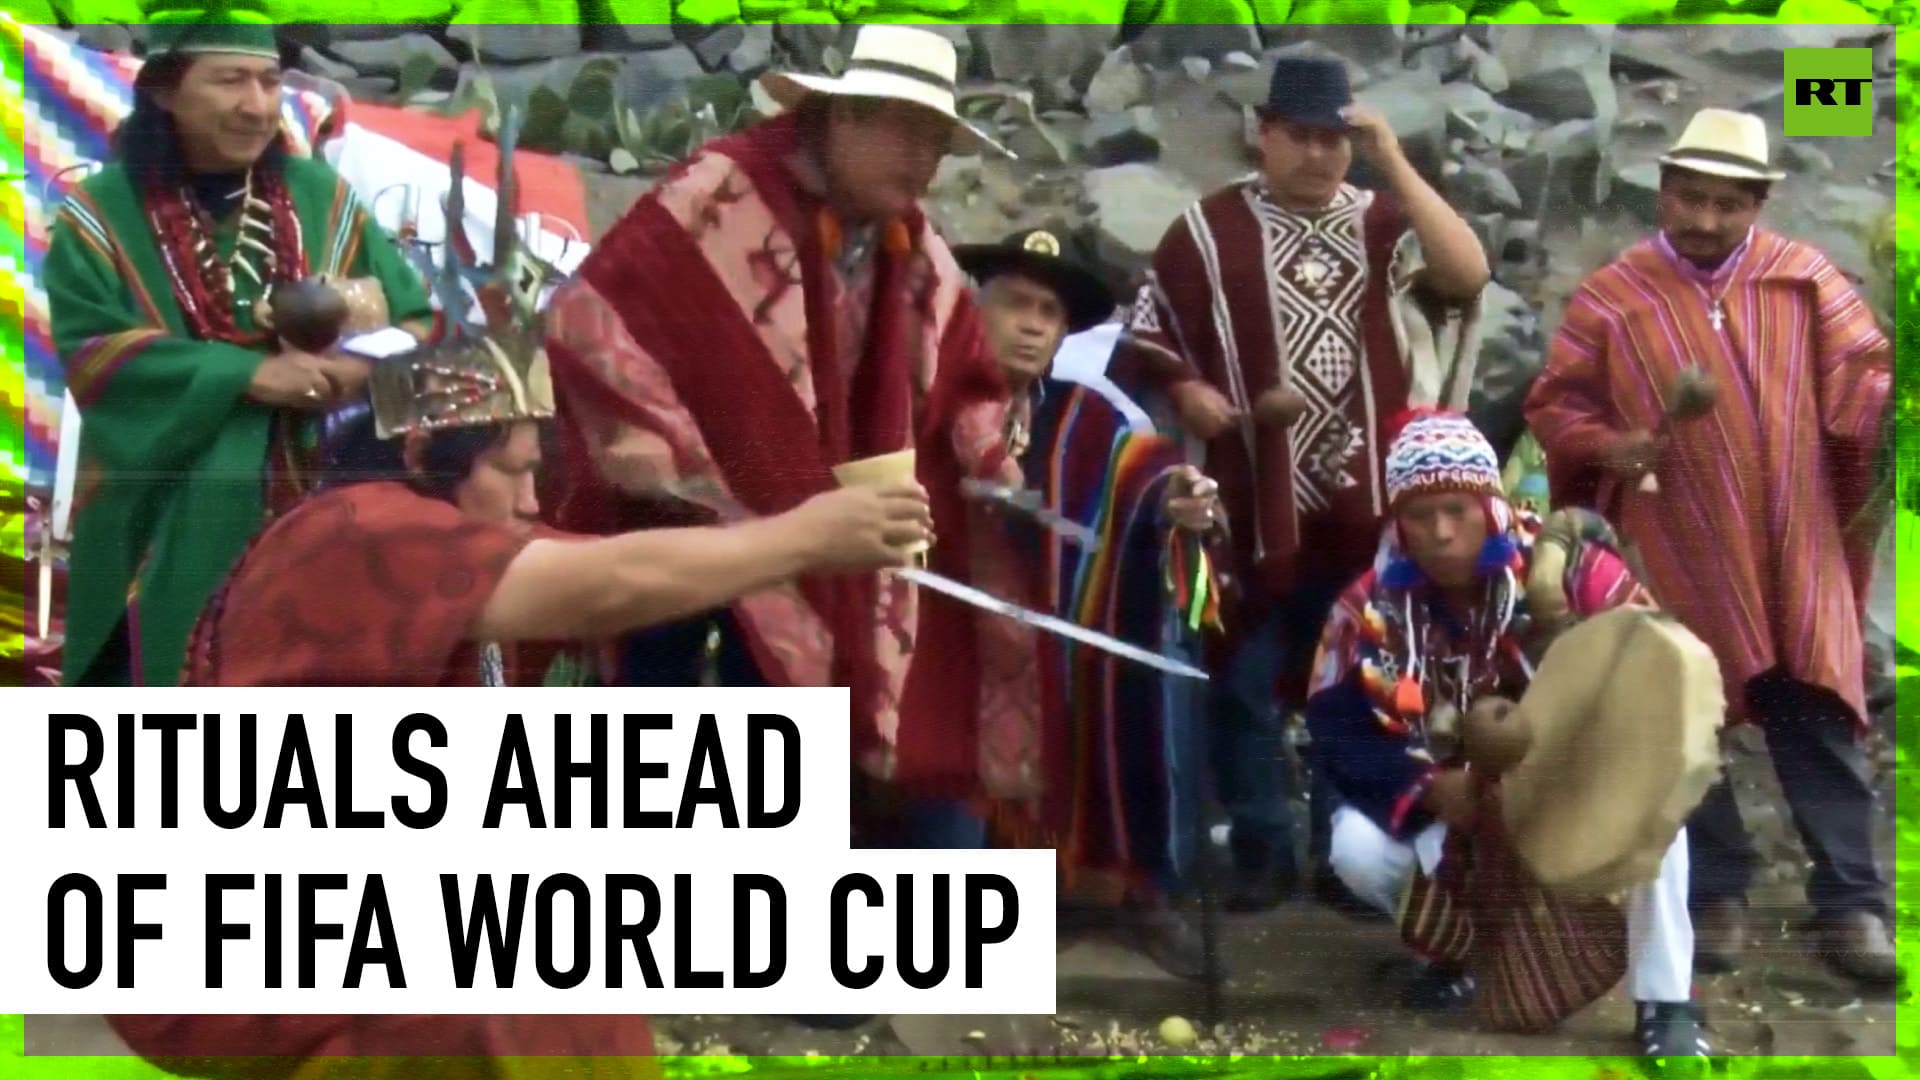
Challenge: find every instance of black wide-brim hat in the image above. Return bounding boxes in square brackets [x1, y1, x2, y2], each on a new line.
[1256, 56, 1358, 131]
[952, 228, 1115, 336]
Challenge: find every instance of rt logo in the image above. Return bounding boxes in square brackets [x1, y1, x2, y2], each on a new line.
[1784, 48, 1875, 136]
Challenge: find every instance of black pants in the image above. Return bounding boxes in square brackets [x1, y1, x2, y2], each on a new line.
[1687, 669, 1889, 921]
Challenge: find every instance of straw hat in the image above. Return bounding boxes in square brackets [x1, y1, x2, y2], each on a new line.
[758, 26, 1009, 159]
[1658, 107, 1786, 183]
[1498, 606, 1726, 899]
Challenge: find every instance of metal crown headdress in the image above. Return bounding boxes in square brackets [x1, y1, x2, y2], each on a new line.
[371, 104, 559, 440]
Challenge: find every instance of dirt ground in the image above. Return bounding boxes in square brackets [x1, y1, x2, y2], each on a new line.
[23, 722, 1901, 1066]
[643, 723, 1903, 1061]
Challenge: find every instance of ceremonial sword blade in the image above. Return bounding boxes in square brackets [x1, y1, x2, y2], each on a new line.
[896, 567, 1210, 681]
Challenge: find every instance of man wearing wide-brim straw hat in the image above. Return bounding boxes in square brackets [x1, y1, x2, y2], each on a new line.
[1526, 107, 1896, 985]
[544, 26, 1039, 863]
[1304, 409, 1712, 1059]
[43, 0, 432, 692]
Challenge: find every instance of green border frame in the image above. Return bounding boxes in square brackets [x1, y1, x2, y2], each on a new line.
[2, 3, 1910, 1078]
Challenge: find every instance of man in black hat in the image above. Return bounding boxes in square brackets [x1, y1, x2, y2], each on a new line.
[954, 227, 1223, 978]
[1119, 56, 1490, 912]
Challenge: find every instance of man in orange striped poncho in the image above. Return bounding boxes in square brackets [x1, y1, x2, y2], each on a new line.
[1524, 109, 1894, 986]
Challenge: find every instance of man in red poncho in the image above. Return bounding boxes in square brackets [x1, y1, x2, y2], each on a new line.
[1113, 57, 1491, 910]
[542, 25, 1039, 855]
[1524, 108, 1894, 985]
[113, 295, 934, 1079]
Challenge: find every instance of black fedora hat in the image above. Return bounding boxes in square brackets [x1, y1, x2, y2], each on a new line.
[1256, 56, 1357, 131]
[953, 227, 1116, 336]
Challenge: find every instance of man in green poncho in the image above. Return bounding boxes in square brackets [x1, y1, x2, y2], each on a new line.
[45, 1, 433, 687]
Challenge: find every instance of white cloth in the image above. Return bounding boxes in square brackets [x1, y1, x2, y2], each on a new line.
[1328, 804, 1694, 1004]
[1048, 323, 1154, 434]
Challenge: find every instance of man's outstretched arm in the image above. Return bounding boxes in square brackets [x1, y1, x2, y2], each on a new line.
[474, 484, 932, 643]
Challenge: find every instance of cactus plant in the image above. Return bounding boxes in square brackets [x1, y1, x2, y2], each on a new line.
[461, 62, 764, 177]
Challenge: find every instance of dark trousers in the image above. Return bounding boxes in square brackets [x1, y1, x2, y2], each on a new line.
[1206, 584, 1340, 881]
[619, 612, 985, 850]
[1687, 669, 1889, 922]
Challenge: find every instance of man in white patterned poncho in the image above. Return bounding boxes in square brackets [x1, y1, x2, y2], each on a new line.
[1116, 56, 1490, 910]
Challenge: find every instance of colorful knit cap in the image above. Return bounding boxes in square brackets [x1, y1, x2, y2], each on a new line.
[1383, 408, 1504, 511]
[142, 0, 279, 61]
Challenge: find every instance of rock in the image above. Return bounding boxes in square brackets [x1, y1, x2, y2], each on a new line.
[1083, 164, 1198, 271]
[1695, 26, 1881, 79]
[1507, 118, 1606, 214]
[329, 33, 458, 82]
[685, 23, 745, 73]
[1777, 184, 1893, 281]
[450, 24, 579, 64]
[1260, 22, 1405, 67]
[1465, 280, 1545, 461]
[1611, 160, 1662, 222]
[728, 25, 773, 75]
[74, 23, 136, 53]
[1223, 51, 1260, 72]
[1491, 25, 1616, 123]
[1472, 48, 1510, 94]
[770, 22, 843, 75]
[1182, 57, 1213, 82]
[1782, 141, 1835, 175]
[1007, 126, 1071, 167]
[1129, 24, 1261, 67]
[616, 46, 708, 110]
[582, 24, 678, 51]
[341, 77, 397, 101]
[314, 24, 448, 46]
[1437, 82, 1537, 150]
[1351, 66, 1445, 175]
[1447, 156, 1523, 214]
[976, 25, 1115, 88]
[1083, 106, 1161, 167]
[295, 45, 359, 86]
[1084, 47, 1147, 115]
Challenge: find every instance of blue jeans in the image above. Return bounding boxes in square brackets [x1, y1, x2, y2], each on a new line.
[1207, 609, 1300, 877]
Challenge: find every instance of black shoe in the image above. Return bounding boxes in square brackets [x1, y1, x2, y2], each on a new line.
[1691, 899, 1745, 975]
[1399, 963, 1475, 1012]
[1636, 1001, 1712, 1061]
[1119, 903, 1220, 983]
[1224, 825, 1299, 912]
[1224, 868, 1290, 913]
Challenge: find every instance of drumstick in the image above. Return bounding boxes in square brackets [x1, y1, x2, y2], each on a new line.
[1638, 366, 1718, 494]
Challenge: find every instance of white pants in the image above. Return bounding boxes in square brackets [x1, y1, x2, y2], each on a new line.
[1328, 804, 1695, 1004]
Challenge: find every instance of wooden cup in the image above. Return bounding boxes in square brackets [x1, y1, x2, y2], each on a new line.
[832, 448, 930, 562]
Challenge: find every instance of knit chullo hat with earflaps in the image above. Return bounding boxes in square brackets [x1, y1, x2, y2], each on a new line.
[1380, 408, 1517, 590]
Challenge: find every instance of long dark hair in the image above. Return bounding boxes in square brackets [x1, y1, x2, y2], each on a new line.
[115, 52, 288, 191]
[318, 402, 514, 504]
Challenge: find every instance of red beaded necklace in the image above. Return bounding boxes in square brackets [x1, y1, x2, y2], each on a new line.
[143, 165, 307, 348]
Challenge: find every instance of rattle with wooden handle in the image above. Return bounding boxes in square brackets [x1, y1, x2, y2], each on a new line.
[1637, 366, 1718, 494]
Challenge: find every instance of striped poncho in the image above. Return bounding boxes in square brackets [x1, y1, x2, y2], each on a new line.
[1524, 228, 1890, 727]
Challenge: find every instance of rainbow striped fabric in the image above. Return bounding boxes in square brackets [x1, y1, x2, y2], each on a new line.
[5, 14, 332, 493]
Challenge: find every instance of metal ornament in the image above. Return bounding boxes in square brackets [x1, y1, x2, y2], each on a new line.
[1023, 230, 1062, 256]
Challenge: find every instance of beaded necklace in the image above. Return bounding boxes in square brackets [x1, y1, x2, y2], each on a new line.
[143, 164, 306, 347]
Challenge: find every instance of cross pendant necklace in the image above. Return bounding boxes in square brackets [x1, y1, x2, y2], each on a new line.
[1708, 303, 1725, 332]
